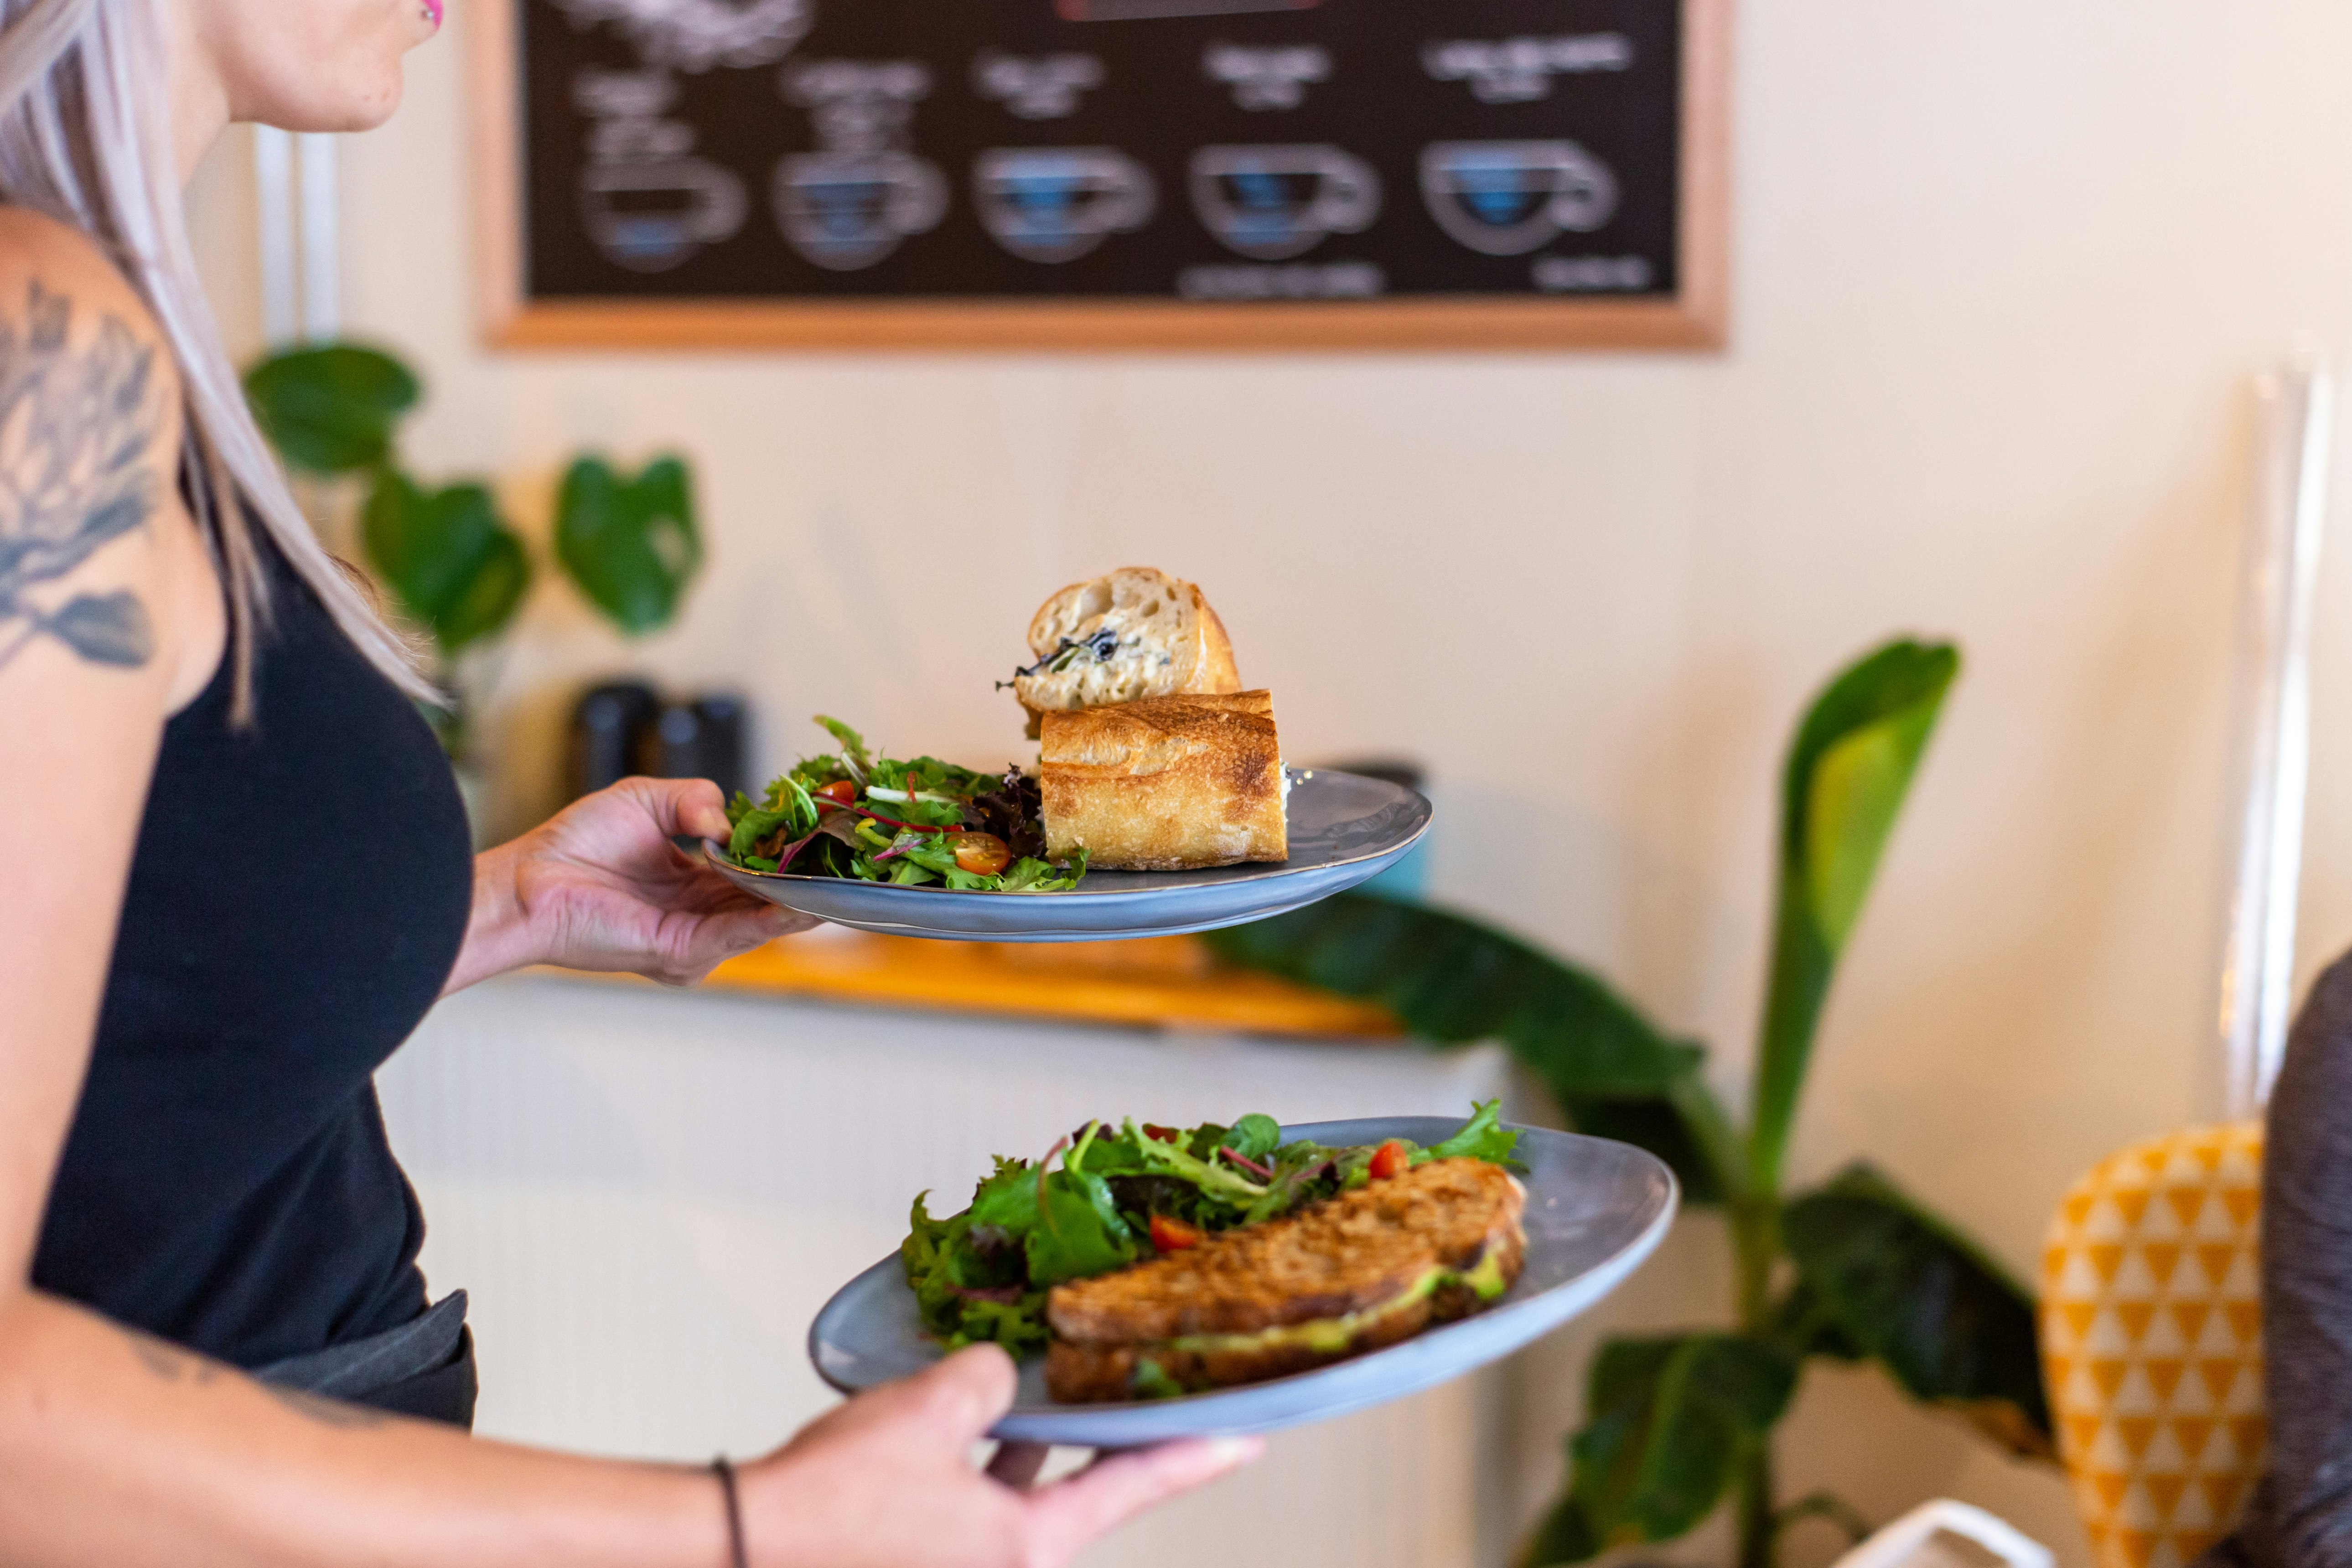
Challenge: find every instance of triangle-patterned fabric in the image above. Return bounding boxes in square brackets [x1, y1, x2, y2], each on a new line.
[2042, 1123, 2265, 1568]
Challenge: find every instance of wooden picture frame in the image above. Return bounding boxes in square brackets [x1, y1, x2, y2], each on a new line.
[471, 0, 1730, 352]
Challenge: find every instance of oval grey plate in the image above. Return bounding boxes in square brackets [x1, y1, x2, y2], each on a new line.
[808, 1117, 1678, 1445]
[705, 769, 1430, 942]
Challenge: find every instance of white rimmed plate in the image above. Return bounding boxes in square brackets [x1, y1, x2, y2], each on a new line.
[704, 769, 1430, 942]
[806, 1117, 1677, 1446]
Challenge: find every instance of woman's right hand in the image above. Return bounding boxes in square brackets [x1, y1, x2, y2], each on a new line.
[743, 1345, 1262, 1568]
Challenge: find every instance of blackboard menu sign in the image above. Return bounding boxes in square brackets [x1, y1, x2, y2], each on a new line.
[470, 0, 1726, 349]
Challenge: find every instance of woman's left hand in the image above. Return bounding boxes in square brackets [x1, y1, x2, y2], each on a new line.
[444, 777, 817, 994]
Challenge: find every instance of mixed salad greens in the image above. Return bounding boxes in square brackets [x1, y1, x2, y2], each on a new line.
[901, 1101, 1520, 1355]
[722, 716, 1087, 892]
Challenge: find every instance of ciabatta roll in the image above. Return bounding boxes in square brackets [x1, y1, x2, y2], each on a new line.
[1013, 568, 1242, 737]
[1040, 692, 1287, 869]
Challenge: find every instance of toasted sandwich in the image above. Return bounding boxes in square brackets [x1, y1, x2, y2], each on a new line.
[1044, 1157, 1526, 1402]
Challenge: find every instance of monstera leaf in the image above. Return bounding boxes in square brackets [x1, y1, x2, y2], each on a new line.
[1525, 1333, 1798, 1565]
[244, 343, 420, 476]
[1782, 1164, 2053, 1459]
[361, 470, 529, 657]
[555, 454, 702, 635]
[1748, 641, 1959, 1190]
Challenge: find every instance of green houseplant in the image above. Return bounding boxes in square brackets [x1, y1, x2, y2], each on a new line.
[1205, 639, 2053, 1568]
[242, 342, 704, 750]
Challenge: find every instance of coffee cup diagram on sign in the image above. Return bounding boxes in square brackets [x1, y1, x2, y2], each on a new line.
[775, 58, 948, 271]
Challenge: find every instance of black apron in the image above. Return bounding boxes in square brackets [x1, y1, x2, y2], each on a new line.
[255, 1290, 477, 1429]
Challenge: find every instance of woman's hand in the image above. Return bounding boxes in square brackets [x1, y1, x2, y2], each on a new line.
[744, 1345, 1260, 1568]
[445, 777, 817, 994]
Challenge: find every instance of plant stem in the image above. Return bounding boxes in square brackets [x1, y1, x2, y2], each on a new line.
[1732, 1041, 1788, 1568]
[1727, 1188, 1783, 1568]
[1730, 1196, 1780, 1331]
[1736, 1443, 1777, 1568]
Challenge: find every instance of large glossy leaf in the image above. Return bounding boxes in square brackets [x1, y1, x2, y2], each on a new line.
[1562, 1085, 1730, 1206]
[1777, 641, 1961, 878]
[1805, 674, 1950, 951]
[555, 454, 702, 635]
[1204, 895, 1705, 1099]
[1207, 895, 1734, 1198]
[1761, 1278, 1865, 1363]
[1560, 1096, 1720, 1205]
[1524, 1333, 1797, 1565]
[361, 470, 530, 656]
[1782, 1164, 2053, 1459]
[244, 343, 419, 475]
[1749, 641, 1958, 1191]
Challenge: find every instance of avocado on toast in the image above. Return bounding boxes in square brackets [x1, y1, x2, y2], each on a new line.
[1044, 1156, 1527, 1402]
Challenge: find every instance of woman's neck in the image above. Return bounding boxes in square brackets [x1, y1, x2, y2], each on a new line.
[166, 0, 230, 184]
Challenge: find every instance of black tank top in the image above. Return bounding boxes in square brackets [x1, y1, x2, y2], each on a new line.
[32, 537, 473, 1367]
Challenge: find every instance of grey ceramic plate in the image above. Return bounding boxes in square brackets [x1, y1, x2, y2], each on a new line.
[704, 769, 1430, 942]
[807, 1118, 1678, 1446]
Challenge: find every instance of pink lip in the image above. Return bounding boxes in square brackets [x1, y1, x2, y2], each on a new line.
[421, 0, 443, 27]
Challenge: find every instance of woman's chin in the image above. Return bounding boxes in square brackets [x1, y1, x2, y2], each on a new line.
[239, 70, 407, 136]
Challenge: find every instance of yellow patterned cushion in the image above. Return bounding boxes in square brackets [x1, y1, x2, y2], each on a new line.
[2041, 1125, 2265, 1568]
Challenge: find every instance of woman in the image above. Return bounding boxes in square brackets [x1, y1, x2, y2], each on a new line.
[0, 0, 1256, 1561]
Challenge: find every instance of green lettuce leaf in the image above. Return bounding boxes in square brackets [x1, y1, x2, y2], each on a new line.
[1415, 1099, 1519, 1166]
[814, 715, 873, 778]
[1028, 1167, 1138, 1285]
[1223, 1113, 1283, 1164]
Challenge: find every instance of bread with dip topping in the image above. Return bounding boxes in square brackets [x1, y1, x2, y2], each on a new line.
[1043, 1157, 1527, 1402]
[1012, 568, 1241, 738]
[1039, 690, 1287, 869]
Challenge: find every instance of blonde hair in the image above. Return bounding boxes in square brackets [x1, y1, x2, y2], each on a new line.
[0, 0, 434, 714]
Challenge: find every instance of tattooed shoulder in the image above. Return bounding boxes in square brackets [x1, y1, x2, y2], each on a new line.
[0, 277, 166, 677]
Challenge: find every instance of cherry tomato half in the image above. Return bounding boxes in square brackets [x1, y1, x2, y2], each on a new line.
[813, 779, 857, 806]
[1150, 1214, 1203, 1252]
[1368, 1139, 1411, 1181]
[951, 831, 1013, 875]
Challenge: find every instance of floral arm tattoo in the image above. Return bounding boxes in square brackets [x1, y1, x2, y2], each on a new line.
[0, 279, 163, 675]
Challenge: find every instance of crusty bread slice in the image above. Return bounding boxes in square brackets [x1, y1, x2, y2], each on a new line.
[1039, 691, 1286, 869]
[1013, 568, 1241, 736]
[1044, 1158, 1525, 1402]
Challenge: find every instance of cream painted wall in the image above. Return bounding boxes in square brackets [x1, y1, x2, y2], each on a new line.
[187, 2, 2352, 1561]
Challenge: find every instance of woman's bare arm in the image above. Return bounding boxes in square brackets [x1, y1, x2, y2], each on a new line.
[0, 211, 1247, 1566]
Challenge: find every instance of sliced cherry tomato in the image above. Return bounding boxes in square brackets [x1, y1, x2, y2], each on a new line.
[813, 779, 857, 806]
[1368, 1139, 1411, 1181]
[951, 831, 1013, 875]
[1150, 1214, 1203, 1252]
[1141, 1123, 1182, 1144]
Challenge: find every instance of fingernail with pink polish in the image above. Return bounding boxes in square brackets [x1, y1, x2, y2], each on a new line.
[420, 0, 444, 28]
